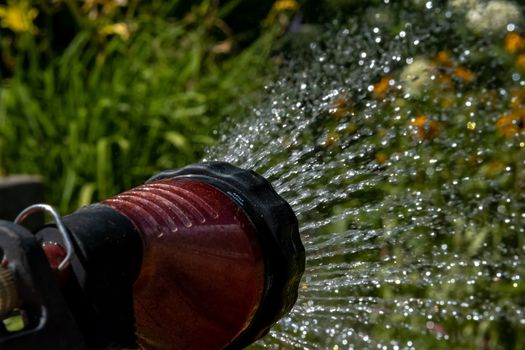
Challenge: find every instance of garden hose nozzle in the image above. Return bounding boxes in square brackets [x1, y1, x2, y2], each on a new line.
[0, 162, 305, 350]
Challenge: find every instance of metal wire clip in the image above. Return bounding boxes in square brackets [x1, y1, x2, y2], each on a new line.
[14, 204, 74, 271]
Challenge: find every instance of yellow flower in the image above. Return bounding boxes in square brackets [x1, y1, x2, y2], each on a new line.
[99, 22, 131, 40]
[272, 0, 299, 12]
[0, 1, 38, 33]
[266, 0, 299, 26]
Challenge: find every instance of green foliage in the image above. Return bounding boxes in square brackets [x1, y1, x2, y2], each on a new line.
[0, 0, 281, 211]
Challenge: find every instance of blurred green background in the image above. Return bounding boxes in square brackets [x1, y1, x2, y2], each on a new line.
[0, 0, 301, 212]
[0, 0, 385, 212]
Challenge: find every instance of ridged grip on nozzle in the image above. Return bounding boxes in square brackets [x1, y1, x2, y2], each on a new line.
[104, 176, 266, 350]
[150, 162, 306, 349]
[0, 265, 19, 319]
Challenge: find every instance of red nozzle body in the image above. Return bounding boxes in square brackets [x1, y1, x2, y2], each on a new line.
[104, 178, 265, 349]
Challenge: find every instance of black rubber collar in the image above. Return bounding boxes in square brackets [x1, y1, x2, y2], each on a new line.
[148, 162, 305, 349]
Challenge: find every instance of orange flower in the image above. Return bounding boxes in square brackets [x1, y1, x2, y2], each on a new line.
[437, 73, 454, 91]
[510, 88, 525, 109]
[375, 152, 388, 165]
[453, 67, 476, 83]
[516, 54, 525, 71]
[505, 33, 525, 54]
[324, 132, 340, 147]
[372, 76, 392, 100]
[410, 115, 441, 140]
[329, 94, 352, 120]
[496, 110, 525, 138]
[435, 51, 453, 67]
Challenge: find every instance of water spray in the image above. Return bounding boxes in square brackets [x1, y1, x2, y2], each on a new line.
[0, 162, 305, 350]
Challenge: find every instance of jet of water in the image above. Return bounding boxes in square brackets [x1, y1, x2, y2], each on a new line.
[206, 1, 525, 349]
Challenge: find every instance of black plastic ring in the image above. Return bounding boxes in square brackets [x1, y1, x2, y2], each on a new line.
[148, 162, 305, 349]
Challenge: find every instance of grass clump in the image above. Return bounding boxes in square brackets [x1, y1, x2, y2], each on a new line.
[0, 0, 290, 212]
